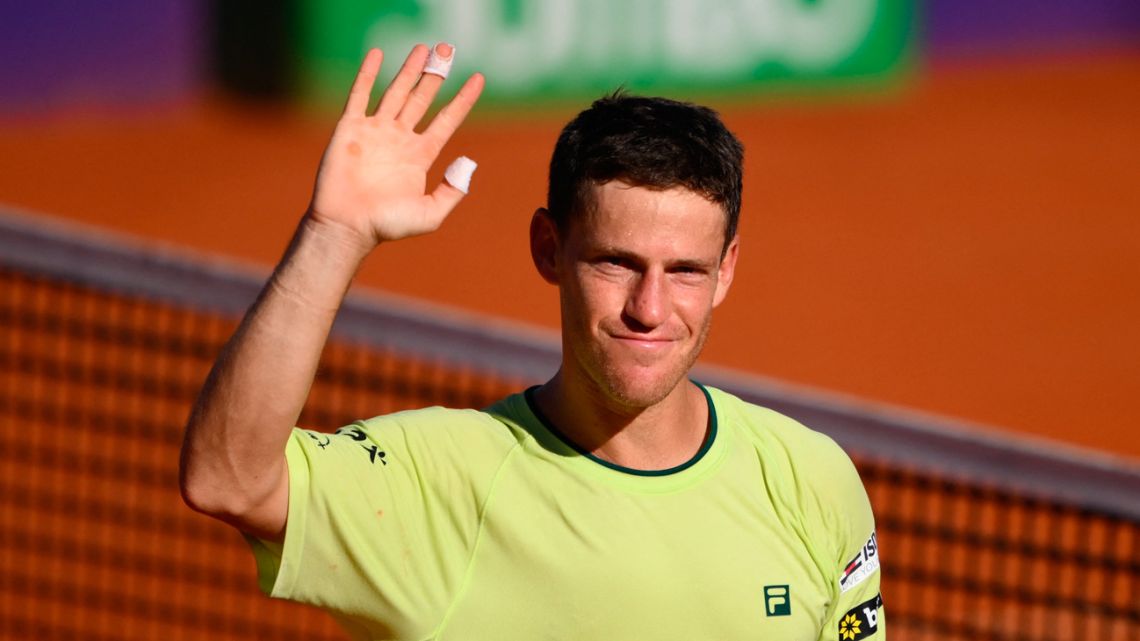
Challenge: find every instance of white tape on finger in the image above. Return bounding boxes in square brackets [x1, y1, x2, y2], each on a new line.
[444, 156, 477, 194]
[424, 45, 455, 79]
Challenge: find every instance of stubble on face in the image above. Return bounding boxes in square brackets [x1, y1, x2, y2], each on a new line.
[575, 305, 713, 411]
[556, 181, 730, 414]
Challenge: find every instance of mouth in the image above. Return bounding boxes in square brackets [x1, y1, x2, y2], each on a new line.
[608, 334, 677, 351]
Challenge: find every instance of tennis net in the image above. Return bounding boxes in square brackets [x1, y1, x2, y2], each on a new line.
[1, 207, 1137, 641]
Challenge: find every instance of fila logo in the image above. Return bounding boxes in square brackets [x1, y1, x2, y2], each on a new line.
[839, 531, 880, 594]
[763, 585, 791, 617]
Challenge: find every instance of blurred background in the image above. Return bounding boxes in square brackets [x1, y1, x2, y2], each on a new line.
[1, 1, 1138, 640]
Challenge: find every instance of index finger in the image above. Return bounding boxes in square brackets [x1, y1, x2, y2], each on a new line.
[422, 72, 485, 148]
[344, 48, 384, 116]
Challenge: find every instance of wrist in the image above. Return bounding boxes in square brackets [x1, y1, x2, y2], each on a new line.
[266, 213, 372, 313]
[300, 209, 378, 263]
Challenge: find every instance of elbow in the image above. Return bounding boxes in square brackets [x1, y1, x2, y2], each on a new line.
[179, 413, 289, 540]
[179, 464, 267, 523]
[179, 454, 227, 517]
[178, 439, 245, 519]
[179, 415, 241, 518]
[179, 439, 286, 536]
[180, 412, 227, 517]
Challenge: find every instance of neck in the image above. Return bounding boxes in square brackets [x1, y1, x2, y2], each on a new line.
[532, 371, 709, 471]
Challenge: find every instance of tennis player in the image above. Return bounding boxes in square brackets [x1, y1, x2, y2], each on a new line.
[180, 42, 884, 640]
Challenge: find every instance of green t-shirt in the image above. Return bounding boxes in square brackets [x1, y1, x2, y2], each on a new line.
[250, 384, 884, 640]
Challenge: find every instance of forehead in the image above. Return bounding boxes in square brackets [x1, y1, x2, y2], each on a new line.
[571, 181, 727, 255]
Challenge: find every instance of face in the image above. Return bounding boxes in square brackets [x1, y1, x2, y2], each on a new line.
[532, 180, 739, 411]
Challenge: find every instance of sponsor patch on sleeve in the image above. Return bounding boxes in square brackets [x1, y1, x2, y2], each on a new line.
[839, 531, 880, 594]
[838, 593, 883, 640]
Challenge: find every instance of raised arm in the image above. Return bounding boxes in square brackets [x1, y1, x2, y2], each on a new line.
[179, 43, 484, 541]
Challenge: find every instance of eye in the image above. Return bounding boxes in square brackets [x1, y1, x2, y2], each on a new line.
[670, 264, 707, 276]
[596, 256, 631, 269]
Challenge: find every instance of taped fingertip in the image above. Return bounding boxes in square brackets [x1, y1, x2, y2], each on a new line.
[424, 43, 455, 79]
[444, 156, 477, 194]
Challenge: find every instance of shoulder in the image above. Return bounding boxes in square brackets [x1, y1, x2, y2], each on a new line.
[706, 385, 856, 475]
[295, 400, 528, 485]
[351, 402, 524, 459]
[705, 385, 872, 525]
[704, 385, 879, 599]
[357, 404, 514, 439]
[283, 400, 530, 528]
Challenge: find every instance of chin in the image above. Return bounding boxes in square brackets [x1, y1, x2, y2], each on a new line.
[595, 360, 689, 410]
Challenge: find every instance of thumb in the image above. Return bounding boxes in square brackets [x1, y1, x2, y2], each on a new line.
[428, 156, 477, 216]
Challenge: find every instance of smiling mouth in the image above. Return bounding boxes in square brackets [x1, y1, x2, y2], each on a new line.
[610, 335, 677, 349]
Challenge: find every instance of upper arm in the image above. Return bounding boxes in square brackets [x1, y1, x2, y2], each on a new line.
[246, 412, 515, 637]
[810, 443, 884, 640]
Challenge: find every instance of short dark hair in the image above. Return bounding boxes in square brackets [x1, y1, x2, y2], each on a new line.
[547, 91, 744, 252]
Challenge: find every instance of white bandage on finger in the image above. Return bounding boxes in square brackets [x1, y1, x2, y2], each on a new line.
[444, 156, 477, 194]
[423, 44, 455, 79]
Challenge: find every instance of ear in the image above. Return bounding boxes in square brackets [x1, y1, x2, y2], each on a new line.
[712, 235, 739, 308]
[529, 208, 561, 285]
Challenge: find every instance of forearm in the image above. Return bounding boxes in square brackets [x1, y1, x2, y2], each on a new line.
[180, 214, 372, 526]
[179, 43, 481, 539]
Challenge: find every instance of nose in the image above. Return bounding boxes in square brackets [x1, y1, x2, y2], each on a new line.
[623, 269, 669, 330]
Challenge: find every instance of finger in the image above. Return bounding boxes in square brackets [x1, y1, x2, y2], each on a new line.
[343, 48, 383, 116]
[425, 176, 470, 223]
[423, 42, 455, 79]
[443, 156, 477, 194]
[375, 44, 430, 120]
[396, 42, 453, 128]
[423, 72, 485, 149]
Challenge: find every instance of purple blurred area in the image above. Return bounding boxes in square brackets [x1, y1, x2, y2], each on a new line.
[0, 0, 205, 113]
[0, 1, 1137, 113]
[926, 0, 1140, 58]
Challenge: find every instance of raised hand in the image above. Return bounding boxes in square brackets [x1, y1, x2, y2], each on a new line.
[181, 43, 484, 541]
[307, 43, 485, 251]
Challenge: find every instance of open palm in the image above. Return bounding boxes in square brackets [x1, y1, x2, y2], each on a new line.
[308, 44, 485, 248]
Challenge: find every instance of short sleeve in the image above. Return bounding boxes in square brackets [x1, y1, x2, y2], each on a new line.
[246, 408, 516, 639]
[812, 446, 885, 641]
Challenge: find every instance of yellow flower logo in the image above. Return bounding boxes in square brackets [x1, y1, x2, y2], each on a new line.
[839, 613, 862, 640]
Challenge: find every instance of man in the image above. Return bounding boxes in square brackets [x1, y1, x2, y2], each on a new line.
[180, 42, 883, 640]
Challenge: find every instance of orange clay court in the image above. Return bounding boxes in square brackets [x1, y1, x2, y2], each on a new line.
[1, 50, 1137, 461]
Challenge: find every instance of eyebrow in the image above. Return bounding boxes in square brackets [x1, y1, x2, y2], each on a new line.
[591, 247, 718, 271]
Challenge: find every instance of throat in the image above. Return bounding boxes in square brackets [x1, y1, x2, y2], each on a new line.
[528, 377, 711, 473]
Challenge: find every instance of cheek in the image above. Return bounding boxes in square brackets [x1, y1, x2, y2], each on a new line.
[573, 272, 628, 318]
[672, 279, 716, 308]
[560, 280, 606, 335]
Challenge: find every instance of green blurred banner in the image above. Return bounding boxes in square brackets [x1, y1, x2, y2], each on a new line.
[298, 0, 914, 105]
